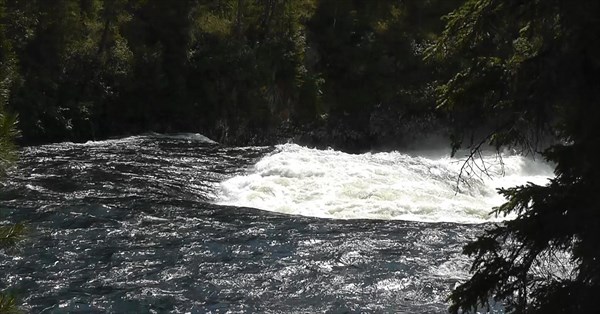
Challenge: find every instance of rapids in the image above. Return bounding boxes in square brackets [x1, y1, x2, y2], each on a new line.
[0, 134, 552, 312]
[217, 143, 553, 223]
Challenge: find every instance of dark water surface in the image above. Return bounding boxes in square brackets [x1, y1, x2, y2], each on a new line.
[0, 134, 480, 313]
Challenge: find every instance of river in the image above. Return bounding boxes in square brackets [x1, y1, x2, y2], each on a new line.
[0, 134, 553, 313]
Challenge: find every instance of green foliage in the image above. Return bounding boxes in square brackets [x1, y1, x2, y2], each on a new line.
[0, 0, 461, 146]
[427, 0, 561, 153]
[305, 0, 461, 143]
[0, 293, 19, 314]
[432, 0, 600, 312]
[0, 112, 17, 178]
[0, 223, 24, 250]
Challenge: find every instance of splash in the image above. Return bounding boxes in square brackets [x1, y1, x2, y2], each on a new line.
[216, 144, 554, 223]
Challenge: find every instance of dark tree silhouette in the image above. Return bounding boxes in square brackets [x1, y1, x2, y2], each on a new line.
[428, 0, 600, 312]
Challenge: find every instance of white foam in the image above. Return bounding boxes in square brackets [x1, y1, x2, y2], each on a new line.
[153, 132, 218, 144]
[215, 144, 554, 223]
[77, 132, 217, 146]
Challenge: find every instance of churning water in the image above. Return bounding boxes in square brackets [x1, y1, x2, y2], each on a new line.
[218, 143, 552, 223]
[0, 134, 553, 313]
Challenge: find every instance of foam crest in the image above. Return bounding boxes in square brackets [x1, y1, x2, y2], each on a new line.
[216, 144, 554, 223]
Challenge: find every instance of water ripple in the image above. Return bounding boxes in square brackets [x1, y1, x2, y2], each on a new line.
[0, 134, 486, 313]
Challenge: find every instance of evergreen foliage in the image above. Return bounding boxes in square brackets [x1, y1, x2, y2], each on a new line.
[429, 0, 600, 312]
[0, 0, 459, 147]
[0, 293, 18, 314]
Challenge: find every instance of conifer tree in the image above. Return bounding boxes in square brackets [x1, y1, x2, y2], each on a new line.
[428, 0, 600, 312]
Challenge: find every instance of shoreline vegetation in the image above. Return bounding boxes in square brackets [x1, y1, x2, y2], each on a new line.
[1, 0, 461, 152]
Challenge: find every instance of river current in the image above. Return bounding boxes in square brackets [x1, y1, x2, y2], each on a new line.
[0, 134, 553, 313]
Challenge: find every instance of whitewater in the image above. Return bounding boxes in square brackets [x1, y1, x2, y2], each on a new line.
[217, 143, 554, 223]
[1, 134, 556, 312]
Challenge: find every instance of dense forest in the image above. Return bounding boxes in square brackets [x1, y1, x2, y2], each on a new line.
[0, 0, 461, 151]
[2, 0, 600, 313]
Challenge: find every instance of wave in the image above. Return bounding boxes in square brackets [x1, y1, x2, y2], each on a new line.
[215, 144, 554, 224]
[73, 132, 218, 146]
[149, 132, 218, 144]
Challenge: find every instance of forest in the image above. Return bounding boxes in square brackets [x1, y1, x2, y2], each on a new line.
[1, 0, 599, 313]
[0, 0, 462, 151]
